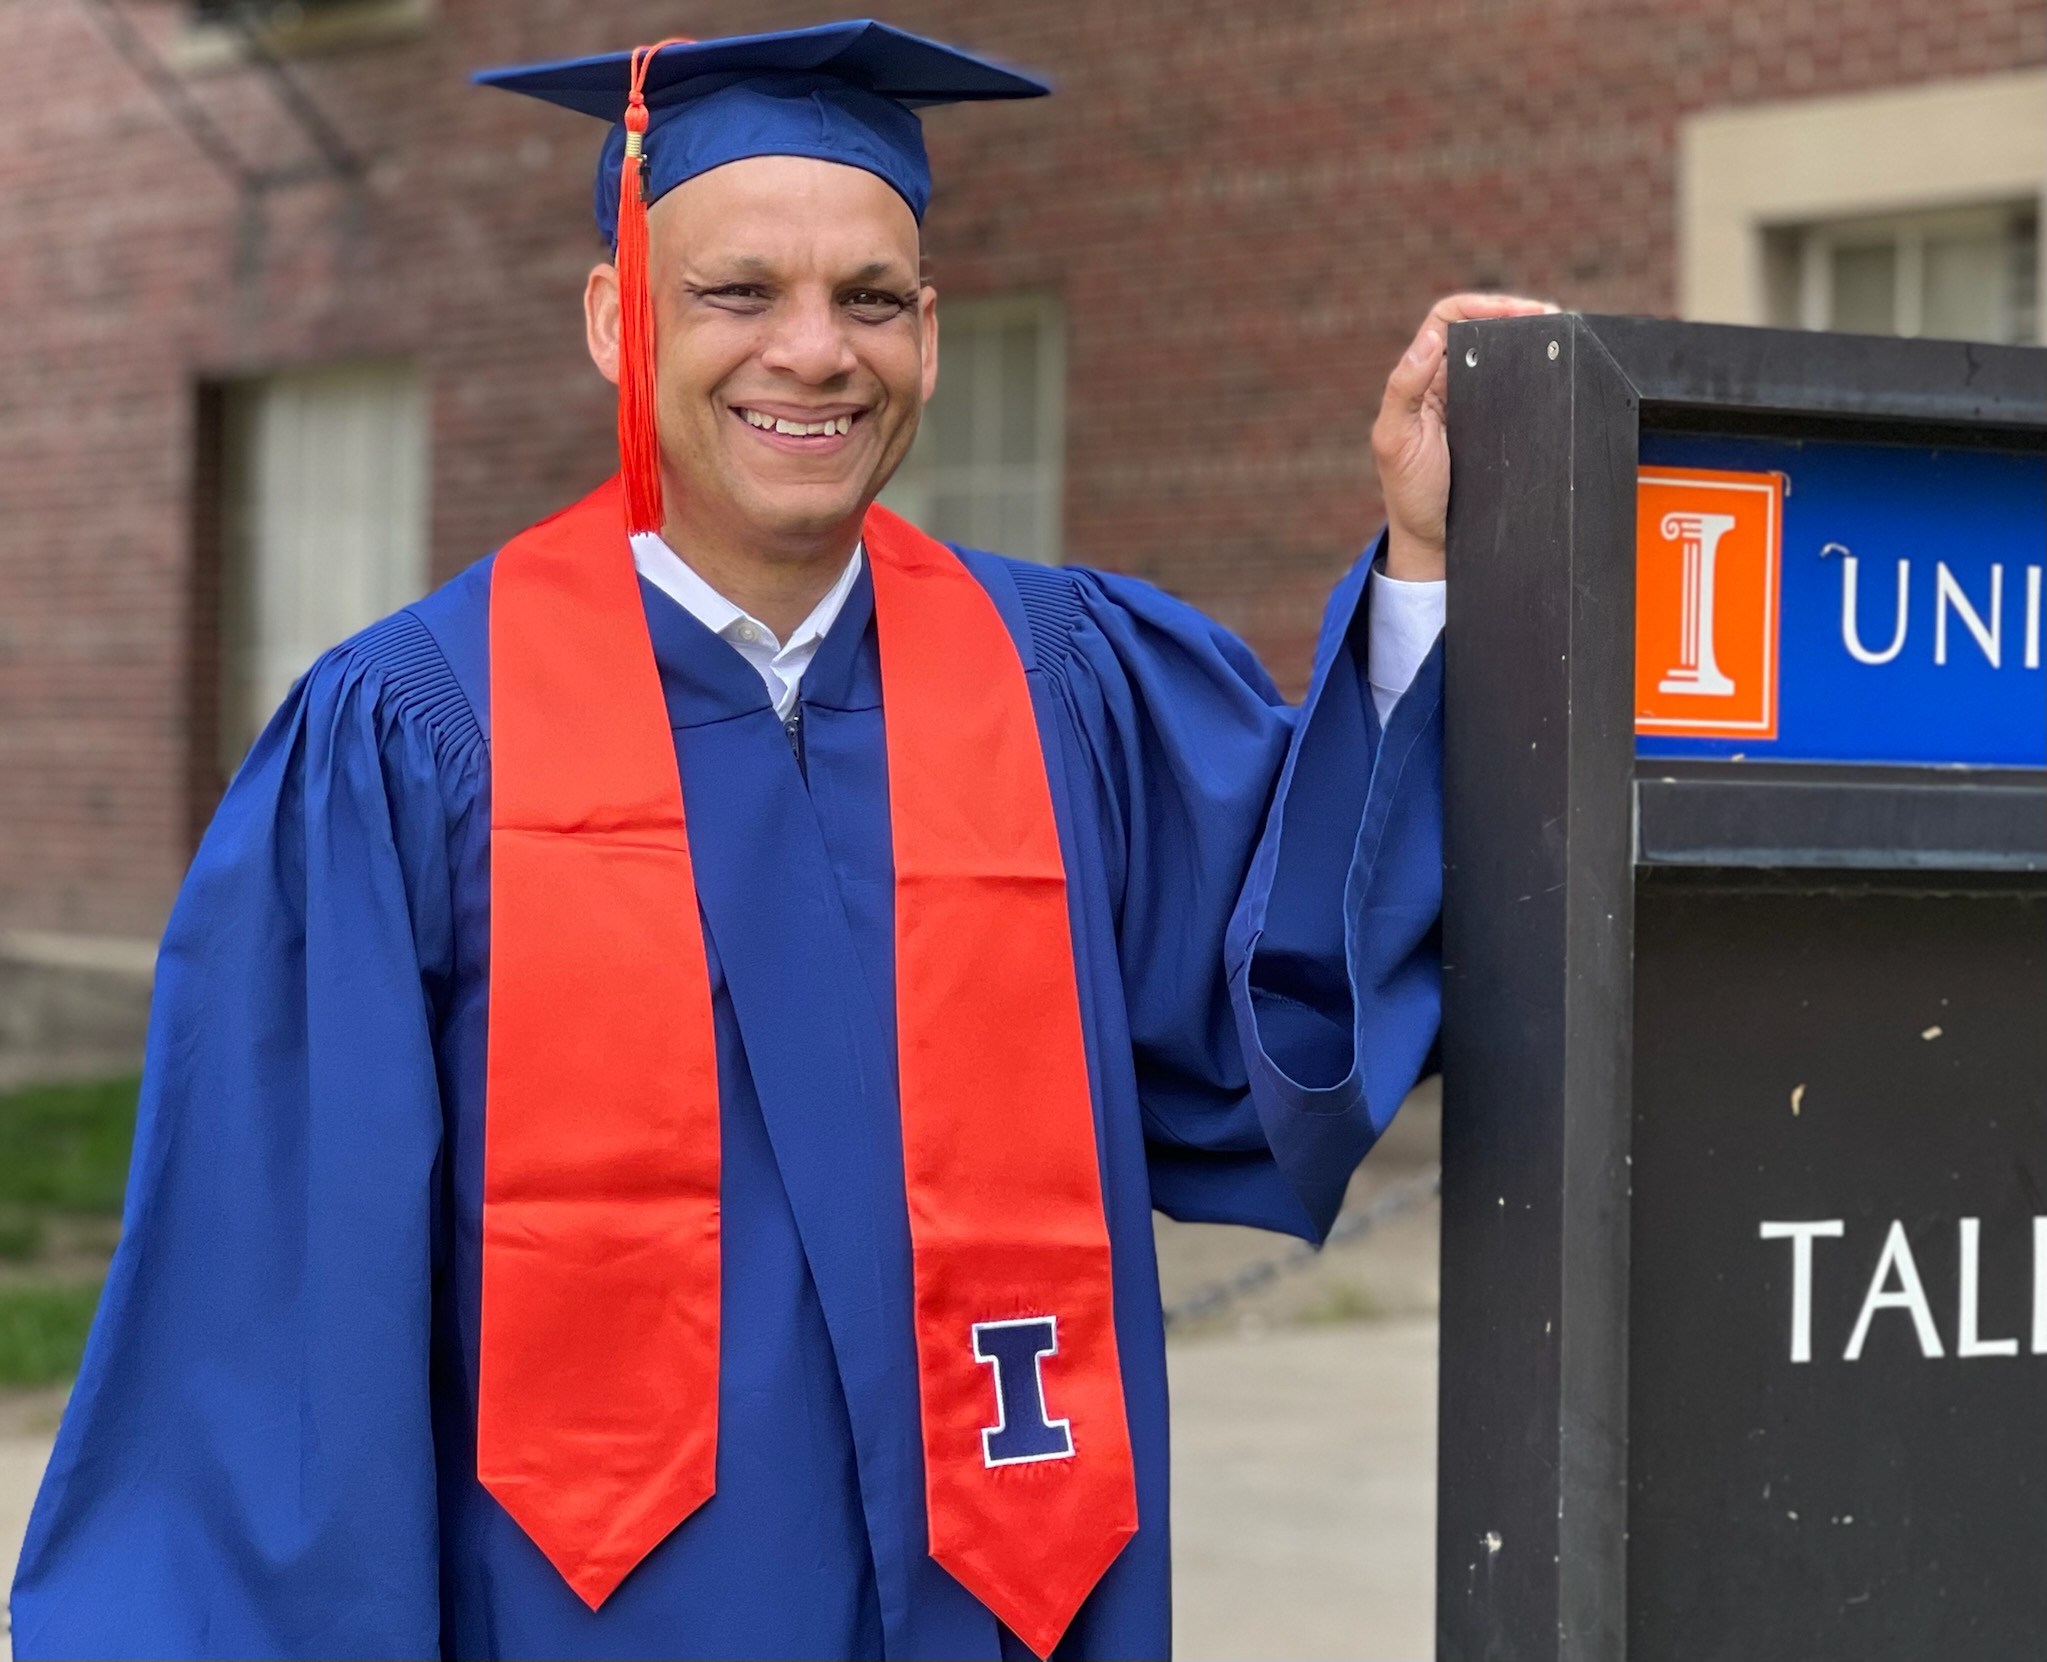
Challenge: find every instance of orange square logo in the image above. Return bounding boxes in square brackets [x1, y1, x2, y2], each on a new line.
[1635, 466, 1782, 738]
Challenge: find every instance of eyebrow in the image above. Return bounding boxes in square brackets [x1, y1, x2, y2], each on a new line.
[691, 255, 916, 285]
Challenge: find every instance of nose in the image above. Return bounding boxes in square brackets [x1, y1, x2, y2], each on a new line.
[757, 289, 859, 385]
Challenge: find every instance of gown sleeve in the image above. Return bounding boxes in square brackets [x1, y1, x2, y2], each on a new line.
[8, 620, 468, 1660]
[1038, 541, 1443, 1242]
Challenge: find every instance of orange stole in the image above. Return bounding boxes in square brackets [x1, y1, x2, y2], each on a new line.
[478, 481, 1136, 1655]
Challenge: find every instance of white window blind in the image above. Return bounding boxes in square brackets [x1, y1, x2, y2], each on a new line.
[220, 360, 428, 764]
[880, 295, 1065, 563]
[1790, 203, 2039, 345]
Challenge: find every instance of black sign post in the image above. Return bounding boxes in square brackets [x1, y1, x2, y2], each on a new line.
[1437, 315, 2047, 1662]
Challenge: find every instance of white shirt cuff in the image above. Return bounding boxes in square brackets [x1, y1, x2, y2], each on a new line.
[1365, 564, 1446, 727]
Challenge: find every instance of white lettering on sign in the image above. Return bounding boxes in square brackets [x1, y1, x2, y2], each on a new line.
[1761, 1217, 2047, 1364]
[1844, 1220, 1945, 1360]
[1831, 548, 2046, 671]
[1758, 1220, 1844, 1362]
[1836, 551, 1909, 665]
[2034, 1217, 2047, 1355]
[1935, 563, 2003, 668]
[1958, 1217, 2020, 1358]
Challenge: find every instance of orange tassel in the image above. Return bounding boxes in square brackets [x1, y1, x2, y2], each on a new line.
[615, 39, 693, 535]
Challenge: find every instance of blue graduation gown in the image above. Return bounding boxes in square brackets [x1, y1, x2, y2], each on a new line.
[10, 540, 1443, 1661]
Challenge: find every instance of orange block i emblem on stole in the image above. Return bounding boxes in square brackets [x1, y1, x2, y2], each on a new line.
[1634, 466, 1783, 738]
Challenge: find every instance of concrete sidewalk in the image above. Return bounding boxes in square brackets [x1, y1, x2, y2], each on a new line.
[0, 1390, 63, 1662]
[1171, 1319, 1436, 1662]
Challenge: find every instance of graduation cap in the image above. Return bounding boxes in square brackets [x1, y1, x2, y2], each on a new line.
[477, 22, 1052, 534]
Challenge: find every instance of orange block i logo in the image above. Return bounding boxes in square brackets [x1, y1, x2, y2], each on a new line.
[1635, 466, 1784, 739]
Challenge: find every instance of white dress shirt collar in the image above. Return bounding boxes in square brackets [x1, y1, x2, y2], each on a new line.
[631, 529, 1442, 729]
[630, 532, 863, 720]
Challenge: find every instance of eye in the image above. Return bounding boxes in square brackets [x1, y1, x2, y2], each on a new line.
[843, 289, 915, 324]
[691, 283, 773, 314]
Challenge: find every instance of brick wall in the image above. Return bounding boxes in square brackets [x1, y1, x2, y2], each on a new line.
[1, 0, 2040, 938]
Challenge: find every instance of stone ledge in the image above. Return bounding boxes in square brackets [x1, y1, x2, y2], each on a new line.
[0, 931, 156, 980]
[0, 933, 155, 1071]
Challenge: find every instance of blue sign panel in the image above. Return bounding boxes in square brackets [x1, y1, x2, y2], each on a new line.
[1634, 432, 2045, 769]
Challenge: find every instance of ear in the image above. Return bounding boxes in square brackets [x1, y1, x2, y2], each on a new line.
[919, 285, 940, 406]
[585, 261, 622, 387]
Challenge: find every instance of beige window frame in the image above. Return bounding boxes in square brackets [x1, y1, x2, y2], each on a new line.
[1679, 72, 2046, 330]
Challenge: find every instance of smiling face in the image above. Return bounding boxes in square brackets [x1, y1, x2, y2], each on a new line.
[586, 154, 937, 562]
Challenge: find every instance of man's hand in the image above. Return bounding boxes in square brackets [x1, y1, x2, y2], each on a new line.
[1372, 293, 1558, 582]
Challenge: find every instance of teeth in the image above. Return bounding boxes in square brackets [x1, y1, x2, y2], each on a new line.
[741, 409, 854, 436]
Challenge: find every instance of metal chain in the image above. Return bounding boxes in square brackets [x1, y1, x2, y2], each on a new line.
[1160, 1164, 1442, 1331]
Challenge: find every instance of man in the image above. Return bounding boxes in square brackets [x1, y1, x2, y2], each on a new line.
[12, 21, 1549, 1661]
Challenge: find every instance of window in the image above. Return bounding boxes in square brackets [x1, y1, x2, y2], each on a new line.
[880, 296, 1065, 563]
[1781, 204, 2038, 345]
[1678, 72, 2045, 329]
[216, 362, 428, 766]
[178, 0, 433, 65]
[192, 0, 360, 17]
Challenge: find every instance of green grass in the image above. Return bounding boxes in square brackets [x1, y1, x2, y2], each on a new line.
[0, 1213, 43, 1260]
[0, 1075, 138, 1385]
[0, 1283, 103, 1386]
[0, 1075, 141, 1213]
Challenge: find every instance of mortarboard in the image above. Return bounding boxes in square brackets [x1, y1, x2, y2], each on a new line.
[476, 21, 1050, 240]
[475, 20, 1050, 534]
